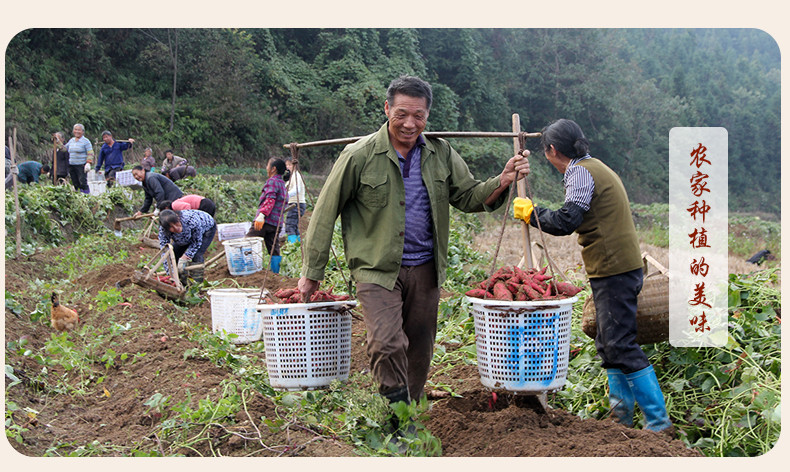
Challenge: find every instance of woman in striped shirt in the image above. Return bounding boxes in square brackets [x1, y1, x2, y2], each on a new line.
[55, 123, 93, 193]
[518, 118, 674, 437]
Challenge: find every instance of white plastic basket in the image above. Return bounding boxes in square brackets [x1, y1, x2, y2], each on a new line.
[218, 222, 252, 241]
[208, 288, 265, 344]
[115, 170, 141, 187]
[222, 237, 264, 276]
[468, 296, 578, 393]
[88, 179, 106, 195]
[257, 301, 356, 391]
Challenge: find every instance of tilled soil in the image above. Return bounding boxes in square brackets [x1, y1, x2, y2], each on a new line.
[4, 231, 701, 457]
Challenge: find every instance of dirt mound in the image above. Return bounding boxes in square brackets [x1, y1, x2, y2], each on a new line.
[426, 390, 698, 457]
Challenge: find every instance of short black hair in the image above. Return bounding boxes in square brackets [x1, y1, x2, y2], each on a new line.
[165, 150, 174, 155]
[157, 200, 173, 211]
[132, 165, 144, 172]
[101, 130, 112, 137]
[269, 158, 286, 175]
[42, 165, 51, 173]
[386, 75, 433, 110]
[159, 209, 181, 230]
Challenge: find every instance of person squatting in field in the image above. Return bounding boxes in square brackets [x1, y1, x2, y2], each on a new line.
[157, 208, 216, 283]
[298, 75, 529, 433]
[515, 118, 674, 437]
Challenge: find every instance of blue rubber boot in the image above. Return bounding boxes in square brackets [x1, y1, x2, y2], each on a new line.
[270, 256, 282, 274]
[287, 234, 300, 244]
[606, 369, 635, 427]
[625, 365, 673, 433]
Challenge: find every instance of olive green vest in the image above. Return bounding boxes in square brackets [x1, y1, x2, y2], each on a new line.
[575, 158, 642, 278]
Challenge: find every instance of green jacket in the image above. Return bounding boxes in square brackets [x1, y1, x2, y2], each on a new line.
[302, 123, 506, 290]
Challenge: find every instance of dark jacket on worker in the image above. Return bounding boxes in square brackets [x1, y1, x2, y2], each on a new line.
[139, 170, 184, 213]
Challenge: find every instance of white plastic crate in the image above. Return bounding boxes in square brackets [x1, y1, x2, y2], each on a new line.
[115, 169, 141, 187]
[467, 296, 578, 393]
[222, 237, 264, 276]
[88, 179, 106, 195]
[218, 222, 252, 241]
[257, 301, 356, 390]
[208, 288, 265, 343]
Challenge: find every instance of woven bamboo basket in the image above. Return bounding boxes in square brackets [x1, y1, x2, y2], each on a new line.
[581, 253, 669, 344]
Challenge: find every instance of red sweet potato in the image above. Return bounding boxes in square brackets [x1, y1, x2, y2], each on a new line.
[492, 281, 513, 301]
[465, 288, 489, 298]
[552, 281, 582, 297]
[523, 284, 542, 300]
[275, 288, 298, 299]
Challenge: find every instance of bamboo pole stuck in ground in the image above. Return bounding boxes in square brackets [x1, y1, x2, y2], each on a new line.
[9, 130, 22, 257]
[283, 131, 542, 149]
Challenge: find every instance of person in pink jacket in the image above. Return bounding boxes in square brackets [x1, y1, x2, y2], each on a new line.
[157, 194, 216, 217]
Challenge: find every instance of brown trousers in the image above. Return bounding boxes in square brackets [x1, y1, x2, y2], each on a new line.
[356, 261, 440, 402]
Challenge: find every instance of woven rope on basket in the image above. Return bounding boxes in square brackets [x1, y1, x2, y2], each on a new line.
[581, 254, 669, 345]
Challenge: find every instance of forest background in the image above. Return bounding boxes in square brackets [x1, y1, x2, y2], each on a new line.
[4, 28, 781, 216]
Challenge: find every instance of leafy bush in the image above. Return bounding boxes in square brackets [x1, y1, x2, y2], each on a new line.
[5, 184, 138, 256]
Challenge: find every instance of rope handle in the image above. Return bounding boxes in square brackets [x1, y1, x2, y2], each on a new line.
[488, 133, 569, 286]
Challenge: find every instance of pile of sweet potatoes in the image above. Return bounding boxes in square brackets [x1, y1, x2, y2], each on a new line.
[269, 287, 351, 304]
[465, 265, 582, 301]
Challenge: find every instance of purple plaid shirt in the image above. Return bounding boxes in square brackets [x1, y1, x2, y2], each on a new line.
[258, 174, 288, 227]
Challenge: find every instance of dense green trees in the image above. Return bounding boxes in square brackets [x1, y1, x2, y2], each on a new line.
[4, 28, 780, 214]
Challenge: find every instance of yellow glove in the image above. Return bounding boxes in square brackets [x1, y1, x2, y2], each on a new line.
[254, 213, 265, 231]
[513, 197, 534, 223]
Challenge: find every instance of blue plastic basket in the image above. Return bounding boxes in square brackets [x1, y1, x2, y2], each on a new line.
[222, 237, 265, 276]
[467, 296, 578, 393]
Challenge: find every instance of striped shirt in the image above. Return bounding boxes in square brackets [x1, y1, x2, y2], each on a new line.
[564, 155, 595, 211]
[64, 136, 94, 165]
[158, 209, 216, 261]
[398, 134, 434, 266]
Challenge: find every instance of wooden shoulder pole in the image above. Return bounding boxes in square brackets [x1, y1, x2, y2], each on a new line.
[512, 114, 533, 269]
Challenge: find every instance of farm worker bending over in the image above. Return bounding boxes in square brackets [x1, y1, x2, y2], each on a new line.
[158, 209, 216, 283]
[131, 165, 184, 216]
[284, 156, 307, 243]
[157, 194, 217, 218]
[54, 123, 93, 194]
[246, 157, 288, 274]
[298, 75, 528, 431]
[514, 118, 673, 437]
[167, 164, 197, 182]
[96, 130, 134, 187]
[5, 161, 50, 190]
[160, 150, 188, 178]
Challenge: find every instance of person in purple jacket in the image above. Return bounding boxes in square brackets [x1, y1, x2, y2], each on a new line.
[96, 130, 135, 187]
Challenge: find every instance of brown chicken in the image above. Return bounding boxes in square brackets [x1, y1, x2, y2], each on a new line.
[50, 292, 79, 332]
